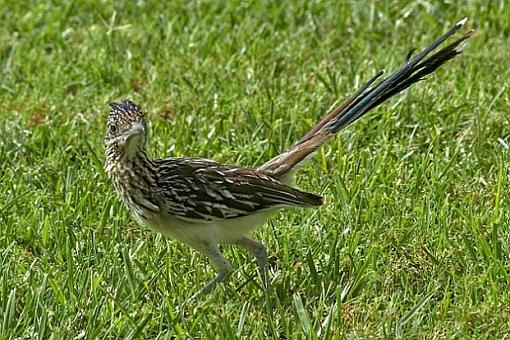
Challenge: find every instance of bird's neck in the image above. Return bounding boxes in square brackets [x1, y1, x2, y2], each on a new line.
[105, 141, 153, 179]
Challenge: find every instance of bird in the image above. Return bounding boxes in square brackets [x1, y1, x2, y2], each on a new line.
[104, 19, 473, 296]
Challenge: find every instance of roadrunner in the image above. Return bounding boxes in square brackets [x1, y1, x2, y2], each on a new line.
[105, 19, 472, 295]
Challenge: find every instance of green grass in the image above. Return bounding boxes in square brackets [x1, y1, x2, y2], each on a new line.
[1, 0, 509, 338]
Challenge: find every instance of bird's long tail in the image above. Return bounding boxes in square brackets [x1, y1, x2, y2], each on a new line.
[258, 18, 473, 180]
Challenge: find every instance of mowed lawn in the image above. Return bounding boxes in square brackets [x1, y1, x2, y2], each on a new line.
[1, 1, 509, 338]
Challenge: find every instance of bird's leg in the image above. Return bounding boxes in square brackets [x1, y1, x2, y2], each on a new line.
[235, 237, 269, 290]
[190, 242, 233, 297]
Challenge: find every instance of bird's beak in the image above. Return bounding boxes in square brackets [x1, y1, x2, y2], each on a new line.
[127, 122, 146, 137]
[121, 122, 146, 158]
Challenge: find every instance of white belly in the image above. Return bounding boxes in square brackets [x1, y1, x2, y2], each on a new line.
[134, 208, 280, 245]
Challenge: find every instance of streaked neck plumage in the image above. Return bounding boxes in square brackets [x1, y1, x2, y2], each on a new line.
[104, 127, 155, 185]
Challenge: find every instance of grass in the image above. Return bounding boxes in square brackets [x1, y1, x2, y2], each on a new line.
[1, 0, 509, 338]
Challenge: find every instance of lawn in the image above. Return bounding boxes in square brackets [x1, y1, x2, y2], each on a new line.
[1, 1, 509, 338]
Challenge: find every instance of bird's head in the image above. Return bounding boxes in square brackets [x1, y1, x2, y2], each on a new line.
[106, 99, 147, 157]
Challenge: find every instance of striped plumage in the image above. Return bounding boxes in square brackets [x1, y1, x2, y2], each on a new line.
[154, 158, 323, 221]
[104, 19, 472, 296]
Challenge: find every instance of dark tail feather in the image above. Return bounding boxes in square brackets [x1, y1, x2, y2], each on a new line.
[366, 29, 473, 111]
[259, 18, 473, 179]
[296, 71, 385, 144]
[327, 18, 473, 134]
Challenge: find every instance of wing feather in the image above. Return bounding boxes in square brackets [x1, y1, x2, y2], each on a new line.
[154, 157, 323, 222]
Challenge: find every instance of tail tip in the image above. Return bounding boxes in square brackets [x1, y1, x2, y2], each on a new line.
[456, 17, 468, 27]
[305, 192, 324, 206]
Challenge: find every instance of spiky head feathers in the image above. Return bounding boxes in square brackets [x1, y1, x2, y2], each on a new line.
[105, 99, 148, 157]
[106, 100, 146, 140]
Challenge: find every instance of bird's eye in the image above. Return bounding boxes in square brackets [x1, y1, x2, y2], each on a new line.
[109, 125, 118, 134]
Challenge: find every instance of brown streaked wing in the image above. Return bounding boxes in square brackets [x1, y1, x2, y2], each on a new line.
[154, 157, 323, 222]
